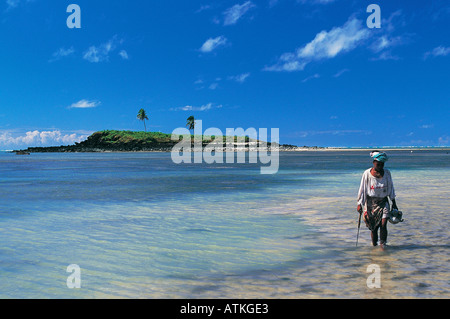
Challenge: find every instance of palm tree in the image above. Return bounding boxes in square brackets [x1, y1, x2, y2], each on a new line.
[186, 116, 195, 135]
[137, 108, 149, 132]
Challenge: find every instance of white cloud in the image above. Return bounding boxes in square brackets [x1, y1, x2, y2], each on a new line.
[382, 10, 403, 33]
[119, 50, 129, 60]
[333, 68, 349, 78]
[39, 131, 79, 145]
[208, 83, 219, 90]
[370, 51, 400, 61]
[223, 1, 255, 26]
[84, 46, 108, 63]
[5, 0, 38, 11]
[365, 11, 409, 61]
[371, 36, 391, 53]
[302, 73, 320, 83]
[6, 0, 20, 9]
[424, 46, 450, 59]
[196, 5, 212, 13]
[265, 18, 370, 71]
[83, 36, 124, 63]
[68, 99, 101, 109]
[228, 73, 250, 83]
[199, 36, 228, 53]
[369, 34, 406, 60]
[0, 130, 90, 148]
[293, 19, 367, 58]
[171, 103, 223, 112]
[49, 47, 75, 62]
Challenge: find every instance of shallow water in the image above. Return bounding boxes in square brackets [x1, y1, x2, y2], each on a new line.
[0, 150, 448, 298]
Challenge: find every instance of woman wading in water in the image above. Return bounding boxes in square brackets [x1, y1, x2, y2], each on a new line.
[357, 151, 399, 248]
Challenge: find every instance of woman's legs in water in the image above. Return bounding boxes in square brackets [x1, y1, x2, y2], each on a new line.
[371, 226, 379, 246]
[371, 218, 388, 246]
[380, 218, 388, 245]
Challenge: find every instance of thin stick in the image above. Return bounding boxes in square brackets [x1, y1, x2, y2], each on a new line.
[356, 211, 362, 247]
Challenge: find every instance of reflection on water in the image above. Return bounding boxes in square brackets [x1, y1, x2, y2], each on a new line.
[0, 151, 448, 298]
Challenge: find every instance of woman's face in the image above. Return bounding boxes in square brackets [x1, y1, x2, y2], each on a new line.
[373, 160, 384, 172]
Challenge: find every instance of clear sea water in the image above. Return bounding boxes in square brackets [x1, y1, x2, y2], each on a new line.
[0, 150, 448, 298]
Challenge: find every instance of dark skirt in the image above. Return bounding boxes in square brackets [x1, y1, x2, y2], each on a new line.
[363, 197, 388, 231]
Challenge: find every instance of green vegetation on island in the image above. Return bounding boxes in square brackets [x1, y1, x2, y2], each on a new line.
[16, 129, 273, 153]
[18, 130, 178, 153]
[14, 110, 305, 153]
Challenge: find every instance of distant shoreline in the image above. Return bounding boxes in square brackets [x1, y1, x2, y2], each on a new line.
[12, 146, 450, 155]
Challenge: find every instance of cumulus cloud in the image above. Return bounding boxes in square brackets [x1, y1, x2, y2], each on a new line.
[265, 10, 408, 71]
[264, 18, 370, 72]
[199, 36, 228, 53]
[68, 99, 101, 109]
[223, 1, 255, 26]
[0, 130, 91, 148]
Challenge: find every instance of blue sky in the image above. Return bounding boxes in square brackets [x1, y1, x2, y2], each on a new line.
[0, 0, 449, 148]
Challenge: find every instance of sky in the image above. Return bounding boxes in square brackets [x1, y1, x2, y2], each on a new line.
[0, 0, 449, 149]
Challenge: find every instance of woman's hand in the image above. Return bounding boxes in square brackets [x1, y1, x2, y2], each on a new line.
[357, 204, 363, 214]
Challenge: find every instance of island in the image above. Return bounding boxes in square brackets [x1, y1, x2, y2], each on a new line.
[13, 130, 322, 154]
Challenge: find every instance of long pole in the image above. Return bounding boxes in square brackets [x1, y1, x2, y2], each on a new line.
[356, 211, 362, 247]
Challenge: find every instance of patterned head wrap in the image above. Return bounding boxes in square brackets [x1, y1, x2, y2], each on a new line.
[370, 151, 388, 163]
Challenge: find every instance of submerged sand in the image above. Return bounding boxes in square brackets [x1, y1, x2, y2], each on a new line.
[114, 167, 449, 299]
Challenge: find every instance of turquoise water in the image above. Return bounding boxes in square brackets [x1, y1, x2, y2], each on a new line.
[0, 151, 448, 298]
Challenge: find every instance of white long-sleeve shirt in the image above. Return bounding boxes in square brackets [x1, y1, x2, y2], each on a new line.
[357, 168, 396, 207]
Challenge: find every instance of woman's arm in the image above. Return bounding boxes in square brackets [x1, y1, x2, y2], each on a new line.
[391, 198, 399, 210]
[387, 170, 398, 209]
[357, 172, 367, 213]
